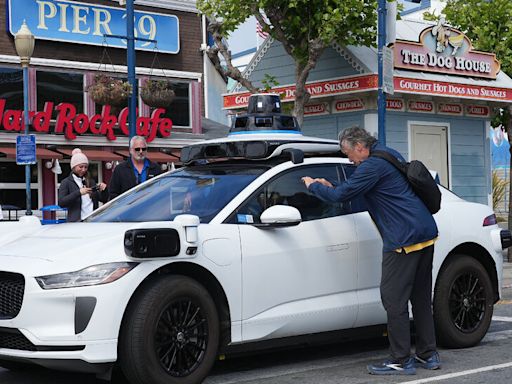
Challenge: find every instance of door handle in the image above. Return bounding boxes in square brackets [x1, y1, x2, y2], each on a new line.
[327, 243, 349, 252]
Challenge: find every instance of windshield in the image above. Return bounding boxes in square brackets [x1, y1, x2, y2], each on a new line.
[85, 165, 266, 223]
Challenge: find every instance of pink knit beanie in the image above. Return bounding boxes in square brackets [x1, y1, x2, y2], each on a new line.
[70, 148, 89, 169]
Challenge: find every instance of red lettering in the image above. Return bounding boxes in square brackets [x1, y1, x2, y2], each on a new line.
[89, 114, 102, 134]
[99, 106, 118, 140]
[4, 110, 23, 131]
[0, 99, 5, 129]
[55, 103, 77, 139]
[33, 102, 53, 132]
[73, 114, 89, 134]
[118, 107, 130, 136]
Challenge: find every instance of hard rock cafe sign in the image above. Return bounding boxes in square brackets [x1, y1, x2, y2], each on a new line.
[392, 18, 500, 80]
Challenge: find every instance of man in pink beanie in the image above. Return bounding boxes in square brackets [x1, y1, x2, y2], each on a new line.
[58, 148, 108, 222]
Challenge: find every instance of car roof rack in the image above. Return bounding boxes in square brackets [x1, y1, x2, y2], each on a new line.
[180, 135, 341, 165]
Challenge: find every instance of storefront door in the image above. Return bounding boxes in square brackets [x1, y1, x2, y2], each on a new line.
[410, 124, 449, 187]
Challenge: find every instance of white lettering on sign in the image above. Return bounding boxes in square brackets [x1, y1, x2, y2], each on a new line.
[408, 101, 434, 112]
[439, 103, 462, 114]
[36, 0, 156, 42]
[399, 79, 433, 92]
[386, 99, 404, 110]
[466, 105, 489, 116]
[334, 99, 364, 112]
[324, 80, 360, 93]
[304, 103, 326, 115]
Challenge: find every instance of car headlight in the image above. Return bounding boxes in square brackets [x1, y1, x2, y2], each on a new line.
[35, 262, 139, 290]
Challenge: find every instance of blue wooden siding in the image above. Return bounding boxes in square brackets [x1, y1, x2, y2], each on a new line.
[245, 41, 361, 90]
[301, 113, 363, 140]
[302, 111, 489, 204]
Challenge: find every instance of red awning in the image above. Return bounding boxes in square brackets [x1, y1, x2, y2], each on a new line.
[0, 147, 63, 159]
[57, 149, 123, 161]
[115, 149, 181, 163]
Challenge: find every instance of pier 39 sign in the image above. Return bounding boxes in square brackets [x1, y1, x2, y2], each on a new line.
[7, 0, 179, 54]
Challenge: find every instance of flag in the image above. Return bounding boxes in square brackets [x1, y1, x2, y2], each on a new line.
[256, 22, 269, 40]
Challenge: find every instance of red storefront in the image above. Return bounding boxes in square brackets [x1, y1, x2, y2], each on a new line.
[0, 0, 209, 216]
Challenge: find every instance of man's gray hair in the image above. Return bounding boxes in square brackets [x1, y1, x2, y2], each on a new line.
[129, 135, 147, 149]
[338, 126, 377, 149]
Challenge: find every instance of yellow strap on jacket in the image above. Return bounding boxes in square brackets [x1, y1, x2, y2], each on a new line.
[396, 238, 437, 254]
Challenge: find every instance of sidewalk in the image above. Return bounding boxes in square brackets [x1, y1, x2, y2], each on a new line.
[504, 262, 512, 289]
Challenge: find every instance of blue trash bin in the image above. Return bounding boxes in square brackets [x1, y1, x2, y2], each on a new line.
[40, 205, 68, 225]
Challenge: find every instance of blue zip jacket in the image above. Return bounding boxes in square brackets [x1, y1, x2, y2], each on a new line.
[309, 143, 438, 252]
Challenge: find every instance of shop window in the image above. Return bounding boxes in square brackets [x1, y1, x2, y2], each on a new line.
[0, 161, 37, 183]
[0, 67, 23, 110]
[37, 71, 84, 119]
[0, 161, 39, 213]
[156, 81, 190, 127]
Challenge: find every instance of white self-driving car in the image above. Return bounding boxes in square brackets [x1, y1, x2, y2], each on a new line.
[0, 132, 510, 384]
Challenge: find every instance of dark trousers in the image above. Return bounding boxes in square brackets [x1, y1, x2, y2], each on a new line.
[381, 245, 437, 361]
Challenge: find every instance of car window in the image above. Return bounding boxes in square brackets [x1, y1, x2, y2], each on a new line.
[229, 164, 347, 224]
[341, 164, 369, 213]
[85, 166, 266, 223]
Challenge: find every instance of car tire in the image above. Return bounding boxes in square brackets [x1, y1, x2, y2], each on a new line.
[119, 275, 220, 384]
[433, 255, 493, 348]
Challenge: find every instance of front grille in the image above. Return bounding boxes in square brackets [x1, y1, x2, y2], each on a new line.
[0, 272, 25, 319]
[0, 328, 36, 351]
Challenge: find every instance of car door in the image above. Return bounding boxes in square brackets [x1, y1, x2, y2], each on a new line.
[340, 164, 387, 327]
[229, 163, 359, 342]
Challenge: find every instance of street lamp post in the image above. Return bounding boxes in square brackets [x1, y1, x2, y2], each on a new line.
[14, 21, 35, 216]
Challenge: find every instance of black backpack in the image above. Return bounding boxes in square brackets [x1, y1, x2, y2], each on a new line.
[371, 150, 441, 214]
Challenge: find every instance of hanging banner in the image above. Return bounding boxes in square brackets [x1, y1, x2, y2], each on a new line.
[7, 0, 180, 54]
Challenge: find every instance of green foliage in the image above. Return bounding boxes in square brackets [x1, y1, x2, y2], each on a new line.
[86, 74, 132, 106]
[425, 0, 512, 76]
[261, 74, 279, 92]
[492, 169, 508, 211]
[197, 0, 378, 71]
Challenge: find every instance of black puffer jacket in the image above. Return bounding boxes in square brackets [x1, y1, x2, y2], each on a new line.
[108, 159, 161, 200]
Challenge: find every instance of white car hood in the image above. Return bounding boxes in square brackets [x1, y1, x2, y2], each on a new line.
[0, 222, 137, 275]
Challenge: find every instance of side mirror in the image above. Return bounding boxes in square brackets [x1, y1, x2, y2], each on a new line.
[124, 228, 180, 258]
[257, 205, 301, 228]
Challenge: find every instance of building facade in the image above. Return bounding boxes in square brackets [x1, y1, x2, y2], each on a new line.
[224, 19, 512, 206]
[0, 0, 226, 216]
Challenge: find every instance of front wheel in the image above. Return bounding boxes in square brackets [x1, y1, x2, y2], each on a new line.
[119, 275, 220, 384]
[433, 255, 494, 348]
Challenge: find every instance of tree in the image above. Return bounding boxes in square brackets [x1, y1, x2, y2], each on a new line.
[197, 0, 378, 125]
[426, 0, 512, 259]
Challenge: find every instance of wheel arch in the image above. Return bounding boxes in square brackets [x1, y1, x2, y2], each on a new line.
[119, 262, 232, 350]
[439, 242, 499, 303]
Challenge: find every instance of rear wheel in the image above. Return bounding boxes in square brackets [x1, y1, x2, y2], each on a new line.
[119, 275, 220, 384]
[433, 255, 493, 348]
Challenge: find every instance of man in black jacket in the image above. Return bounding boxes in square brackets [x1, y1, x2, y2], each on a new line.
[108, 136, 161, 200]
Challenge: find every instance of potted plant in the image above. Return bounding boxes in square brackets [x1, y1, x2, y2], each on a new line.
[140, 79, 175, 108]
[86, 74, 132, 106]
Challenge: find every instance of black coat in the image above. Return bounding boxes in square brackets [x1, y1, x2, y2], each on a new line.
[58, 174, 109, 222]
[108, 159, 161, 200]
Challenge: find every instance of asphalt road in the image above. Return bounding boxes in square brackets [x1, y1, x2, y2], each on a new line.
[1, 264, 511, 384]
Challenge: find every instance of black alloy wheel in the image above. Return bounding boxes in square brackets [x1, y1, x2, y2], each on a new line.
[448, 270, 486, 333]
[155, 298, 209, 377]
[434, 255, 494, 348]
[119, 275, 220, 384]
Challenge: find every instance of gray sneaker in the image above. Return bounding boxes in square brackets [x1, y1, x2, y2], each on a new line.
[415, 351, 441, 370]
